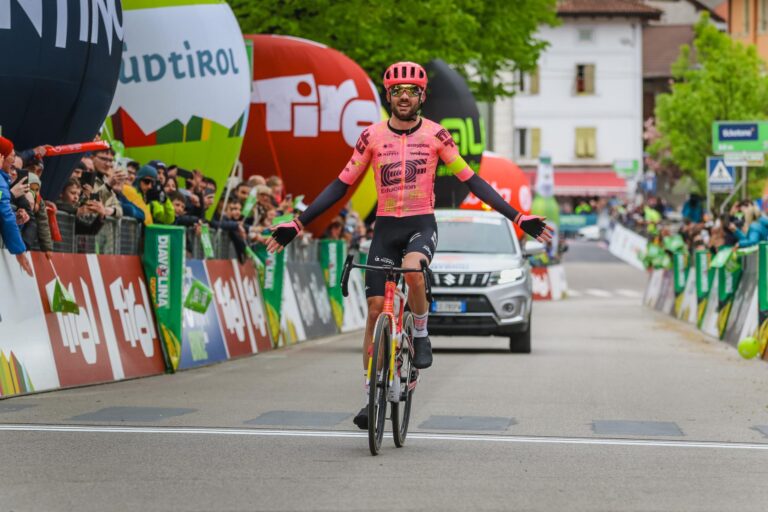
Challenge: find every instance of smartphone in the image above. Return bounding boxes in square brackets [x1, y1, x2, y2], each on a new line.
[12, 169, 29, 187]
[175, 167, 194, 180]
[80, 171, 96, 187]
[90, 192, 100, 201]
[285, 193, 293, 203]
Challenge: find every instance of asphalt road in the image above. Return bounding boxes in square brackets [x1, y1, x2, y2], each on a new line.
[2, 240, 768, 511]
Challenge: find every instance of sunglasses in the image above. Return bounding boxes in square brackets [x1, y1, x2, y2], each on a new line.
[389, 85, 422, 98]
[141, 178, 155, 185]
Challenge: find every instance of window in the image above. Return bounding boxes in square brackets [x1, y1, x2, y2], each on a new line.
[515, 68, 540, 95]
[761, 0, 768, 32]
[514, 128, 541, 160]
[578, 28, 594, 42]
[745, 0, 751, 34]
[575, 127, 596, 158]
[575, 64, 595, 95]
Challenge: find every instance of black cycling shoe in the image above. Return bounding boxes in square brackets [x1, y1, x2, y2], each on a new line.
[413, 335, 433, 369]
[353, 406, 368, 430]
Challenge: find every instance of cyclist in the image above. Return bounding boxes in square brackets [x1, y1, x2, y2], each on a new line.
[267, 61, 553, 429]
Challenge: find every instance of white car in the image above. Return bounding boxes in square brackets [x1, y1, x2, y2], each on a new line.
[427, 209, 539, 353]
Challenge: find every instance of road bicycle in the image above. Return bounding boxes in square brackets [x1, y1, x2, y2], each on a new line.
[340, 255, 433, 455]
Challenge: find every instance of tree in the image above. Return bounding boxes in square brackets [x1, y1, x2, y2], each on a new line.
[653, 13, 768, 197]
[230, 0, 558, 102]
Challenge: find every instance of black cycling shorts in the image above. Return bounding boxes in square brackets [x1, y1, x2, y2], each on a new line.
[365, 214, 438, 298]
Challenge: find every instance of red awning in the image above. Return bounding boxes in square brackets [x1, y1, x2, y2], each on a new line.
[523, 169, 627, 197]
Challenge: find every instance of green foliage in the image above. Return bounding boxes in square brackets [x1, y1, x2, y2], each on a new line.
[230, 0, 558, 102]
[653, 13, 768, 197]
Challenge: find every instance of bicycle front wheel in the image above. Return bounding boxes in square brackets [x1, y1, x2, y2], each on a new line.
[368, 314, 391, 455]
[392, 311, 415, 447]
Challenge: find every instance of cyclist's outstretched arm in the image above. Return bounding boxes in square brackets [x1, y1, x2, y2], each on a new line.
[267, 129, 373, 253]
[436, 129, 553, 243]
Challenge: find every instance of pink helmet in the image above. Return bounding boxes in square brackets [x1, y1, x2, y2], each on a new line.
[383, 61, 428, 90]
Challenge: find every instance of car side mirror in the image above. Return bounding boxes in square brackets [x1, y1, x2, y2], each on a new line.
[524, 240, 546, 256]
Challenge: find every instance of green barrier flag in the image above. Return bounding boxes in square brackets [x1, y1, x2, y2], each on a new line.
[673, 252, 688, 295]
[242, 187, 258, 219]
[255, 245, 284, 345]
[183, 279, 213, 314]
[143, 225, 185, 372]
[51, 278, 80, 314]
[200, 224, 214, 259]
[319, 240, 345, 329]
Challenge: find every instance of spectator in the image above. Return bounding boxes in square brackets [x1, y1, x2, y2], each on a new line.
[125, 165, 175, 225]
[323, 217, 344, 240]
[247, 174, 266, 187]
[55, 178, 105, 235]
[148, 160, 167, 186]
[255, 184, 275, 223]
[170, 191, 201, 227]
[164, 176, 178, 195]
[0, 136, 33, 275]
[266, 175, 284, 204]
[19, 173, 53, 259]
[71, 161, 86, 180]
[249, 207, 277, 249]
[126, 160, 140, 184]
[81, 156, 95, 173]
[211, 195, 246, 260]
[682, 194, 703, 223]
[91, 148, 123, 219]
[234, 181, 251, 203]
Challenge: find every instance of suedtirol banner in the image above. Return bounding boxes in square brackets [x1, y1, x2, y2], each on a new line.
[713, 247, 742, 338]
[0, 0, 124, 200]
[106, 0, 251, 213]
[255, 246, 285, 346]
[180, 260, 229, 369]
[724, 250, 758, 346]
[319, 240, 345, 329]
[143, 225, 185, 371]
[694, 250, 712, 328]
[242, 34, 380, 236]
[672, 252, 688, 317]
[422, 59, 485, 208]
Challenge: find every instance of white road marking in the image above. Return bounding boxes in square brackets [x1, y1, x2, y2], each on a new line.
[0, 424, 767, 451]
[566, 289, 582, 297]
[585, 289, 613, 298]
[616, 289, 642, 298]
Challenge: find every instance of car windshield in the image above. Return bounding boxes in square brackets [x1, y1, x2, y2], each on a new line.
[436, 216, 518, 255]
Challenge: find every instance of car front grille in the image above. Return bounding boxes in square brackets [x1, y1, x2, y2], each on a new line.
[432, 272, 491, 287]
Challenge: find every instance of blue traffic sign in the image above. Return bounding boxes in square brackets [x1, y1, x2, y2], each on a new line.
[707, 156, 735, 193]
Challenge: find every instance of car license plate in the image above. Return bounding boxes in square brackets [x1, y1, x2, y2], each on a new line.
[431, 300, 466, 313]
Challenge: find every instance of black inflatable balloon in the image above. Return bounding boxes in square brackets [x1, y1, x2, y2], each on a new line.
[0, 0, 123, 199]
[422, 59, 485, 208]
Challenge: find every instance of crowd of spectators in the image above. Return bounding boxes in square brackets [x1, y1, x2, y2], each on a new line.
[0, 135, 372, 270]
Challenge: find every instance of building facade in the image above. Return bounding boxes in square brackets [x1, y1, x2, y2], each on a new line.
[728, 0, 768, 60]
[490, 1, 660, 197]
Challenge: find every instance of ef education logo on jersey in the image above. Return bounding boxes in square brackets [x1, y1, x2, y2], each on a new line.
[719, 124, 758, 141]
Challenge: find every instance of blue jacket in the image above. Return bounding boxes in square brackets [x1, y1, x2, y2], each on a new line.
[0, 170, 26, 254]
[735, 217, 768, 248]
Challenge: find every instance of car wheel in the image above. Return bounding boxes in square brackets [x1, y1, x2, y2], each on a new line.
[509, 322, 531, 354]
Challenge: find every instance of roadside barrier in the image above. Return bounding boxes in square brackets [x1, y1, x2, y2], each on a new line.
[643, 237, 766, 362]
[0, 229, 368, 397]
[531, 265, 568, 301]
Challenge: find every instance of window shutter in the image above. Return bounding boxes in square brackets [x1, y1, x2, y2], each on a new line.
[531, 128, 541, 158]
[586, 128, 596, 157]
[530, 68, 540, 95]
[575, 128, 586, 158]
[585, 65, 595, 94]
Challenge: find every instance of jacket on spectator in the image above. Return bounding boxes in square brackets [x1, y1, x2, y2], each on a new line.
[55, 201, 104, 235]
[94, 173, 123, 219]
[126, 166, 176, 225]
[20, 174, 53, 252]
[734, 216, 768, 248]
[0, 169, 26, 254]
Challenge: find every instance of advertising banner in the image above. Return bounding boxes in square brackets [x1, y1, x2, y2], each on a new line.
[757, 243, 768, 359]
[256, 247, 284, 345]
[242, 34, 380, 236]
[656, 270, 675, 314]
[694, 250, 712, 327]
[724, 252, 758, 346]
[319, 240, 345, 329]
[676, 269, 699, 325]
[0, 0, 124, 200]
[280, 268, 307, 346]
[107, 0, 251, 213]
[700, 275, 720, 337]
[531, 267, 552, 301]
[609, 225, 647, 271]
[0, 251, 60, 396]
[143, 225, 185, 371]
[180, 260, 229, 369]
[341, 268, 367, 332]
[643, 269, 664, 308]
[205, 259, 271, 358]
[286, 262, 338, 339]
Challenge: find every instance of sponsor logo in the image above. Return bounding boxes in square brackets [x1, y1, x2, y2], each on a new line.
[109, 277, 157, 358]
[0, 0, 124, 52]
[380, 159, 427, 186]
[435, 128, 456, 148]
[120, 41, 241, 85]
[409, 232, 422, 243]
[374, 256, 395, 266]
[156, 235, 170, 309]
[252, 73, 379, 147]
[719, 124, 758, 141]
[421, 245, 432, 258]
[213, 277, 247, 343]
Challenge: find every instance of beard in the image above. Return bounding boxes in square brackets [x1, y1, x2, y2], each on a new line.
[390, 99, 420, 121]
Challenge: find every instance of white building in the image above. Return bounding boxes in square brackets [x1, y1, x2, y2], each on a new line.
[490, 0, 661, 197]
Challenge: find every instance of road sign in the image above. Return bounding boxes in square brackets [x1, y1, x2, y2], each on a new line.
[613, 159, 639, 177]
[707, 157, 735, 192]
[724, 152, 765, 167]
[712, 121, 768, 153]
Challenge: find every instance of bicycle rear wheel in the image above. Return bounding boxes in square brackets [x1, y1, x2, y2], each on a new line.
[368, 315, 391, 455]
[392, 311, 415, 447]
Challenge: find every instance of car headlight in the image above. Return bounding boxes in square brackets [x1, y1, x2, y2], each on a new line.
[490, 268, 525, 285]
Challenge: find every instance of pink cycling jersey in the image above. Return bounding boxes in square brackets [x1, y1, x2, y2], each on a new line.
[338, 117, 474, 217]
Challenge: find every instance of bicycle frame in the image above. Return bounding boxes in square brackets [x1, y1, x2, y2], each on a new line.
[365, 276, 407, 394]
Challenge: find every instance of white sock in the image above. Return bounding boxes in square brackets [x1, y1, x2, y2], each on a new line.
[363, 371, 369, 401]
[413, 312, 428, 338]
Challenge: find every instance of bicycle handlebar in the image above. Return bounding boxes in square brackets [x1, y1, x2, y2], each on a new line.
[340, 254, 433, 303]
